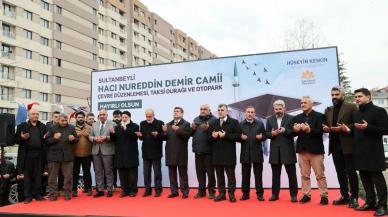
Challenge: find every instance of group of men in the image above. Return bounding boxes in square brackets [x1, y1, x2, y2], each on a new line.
[5, 86, 387, 216]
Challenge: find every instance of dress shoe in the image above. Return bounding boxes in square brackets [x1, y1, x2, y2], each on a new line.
[119, 192, 129, 198]
[291, 196, 298, 203]
[49, 196, 57, 201]
[72, 190, 78, 197]
[24, 198, 32, 204]
[107, 191, 113, 197]
[86, 189, 93, 196]
[269, 195, 279, 201]
[94, 191, 104, 198]
[299, 195, 311, 204]
[154, 192, 162, 197]
[332, 196, 350, 205]
[229, 193, 237, 203]
[129, 192, 137, 197]
[35, 196, 46, 201]
[348, 198, 359, 208]
[355, 203, 377, 211]
[374, 206, 386, 216]
[182, 193, 189, 199]
[167, 192, 179, 198]
[257, 194, 265, 201]
[214, 193, 226, 202]
[209, 192, 215, 200]
[143, 190, 152, 197]
[240, 194, 249, 201]
[64, 194, 71, 201]
[320, 197, 328, 205]
[194, 192, 206, 199]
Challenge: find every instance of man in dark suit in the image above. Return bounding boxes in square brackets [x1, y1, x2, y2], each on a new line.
[163, 107, 192, 199]
[138, 109, 164, 197]
[209, 104, 241, 203]
[323, 86, 359, 208]
[292, 96, 328, 205]
[351, 88, 388, 216]
[266, 100, 298, 202]
[239, 106, 266, 201]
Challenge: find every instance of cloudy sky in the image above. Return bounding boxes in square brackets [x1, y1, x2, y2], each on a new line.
[141, 0, 388, 90]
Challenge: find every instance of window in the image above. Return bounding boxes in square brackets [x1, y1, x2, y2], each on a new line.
[55, 76, 61, 84]
[92, 53, 97, 61]
[22, 89, 31, 99]
[55, 5, 62, 14]
[0, 86, 11, 100]
[40, 74, 48, 83]
[40, 36, 49, 46]
[40, 112, 48, 120]
[0, 108, 13, 113]
[99, 57, 104, 64]
[111, 33, 117, 40]
[55, 40, 62, 49]
[93, 23, 97, 32]
[41, 18, 49, 28]
[24, 29, 32, 39]
[40, 92, 48, 102]
[56, 23, 62, 32]
[22, 68, 32, 79]
[24, 49, 32, 59]
[111, 4, 117, 12]
[112, 60, 117, 67]
[24, 10, 33, 20]
[54, 94, 61, 103]
[40, 55, 48, 64]
[98, 13, 104, 21]
[99, 0, 104, 6]
[54, 58, 61, 67]
[1, 65, 13, 80]
[98, 27, 104, 35]
[93, 8, 97, 16]
[41, 1, 50, 11]
[99, 42, 104, 50]
[93, 39, 97, 46]
[112, 46, 117, 54]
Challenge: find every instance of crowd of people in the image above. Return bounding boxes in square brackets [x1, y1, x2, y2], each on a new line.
[0, 86, 387, 216]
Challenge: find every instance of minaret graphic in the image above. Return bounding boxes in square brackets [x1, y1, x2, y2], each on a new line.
[232, 61, 240, 101]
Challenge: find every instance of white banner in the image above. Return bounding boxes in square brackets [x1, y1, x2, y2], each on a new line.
[92, 47, 340, 188]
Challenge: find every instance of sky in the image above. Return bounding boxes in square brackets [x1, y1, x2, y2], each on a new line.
[141, 0, 388, 90]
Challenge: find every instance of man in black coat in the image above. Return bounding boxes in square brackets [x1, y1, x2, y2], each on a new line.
[110, 111, 139, 197]
[46, 113, 78, 201]
[0, 155, 16, 206]
[292, 96, 328, 205]
[323, 86, 359, 208]
[351, 88, 388, 216]
[239, 106, 266, 201]
[15, 109, 48, 204]
[162, 107, 192, 199]
[138, 109, 164, 197]
[208, 104, 241, 203]
[266, 100, 298, 202]
[191, 104, 217, 199]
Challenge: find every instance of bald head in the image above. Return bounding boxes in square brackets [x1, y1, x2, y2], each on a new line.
[98, 109, 108, 122]
[28, 109, 39, 123]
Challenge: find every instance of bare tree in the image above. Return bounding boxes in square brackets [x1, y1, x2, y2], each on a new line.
[283, 19, 326, 50]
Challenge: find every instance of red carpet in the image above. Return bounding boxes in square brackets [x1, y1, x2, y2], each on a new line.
[0, 189, 373, 217]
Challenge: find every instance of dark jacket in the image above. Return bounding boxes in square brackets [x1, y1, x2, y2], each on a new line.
[191, 113, 217, 154]
[110, 121, 139, 168]
[352, 102, 388, 171]
[239, 119, 266, 163]
[208, 115, 241, 166]
[46, 124, 78, 163]
[325, 101, 358, 154]
[163, 119, 192, 166]
[139, 119, 165, 160]
[15, 121, 48, 174]
[0, 160, 16, 190]
[266, 113, 297, 164]
[292, 110, 327, 154]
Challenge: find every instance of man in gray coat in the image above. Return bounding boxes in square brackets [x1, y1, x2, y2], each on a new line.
[89, 109, 116, 197]
[266, 99, 298, 202]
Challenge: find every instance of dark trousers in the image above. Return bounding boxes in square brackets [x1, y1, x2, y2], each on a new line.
[72, 156, 92, 191]
[195, 153, 215, 194]
[332, 150, 359, 198]
[241, 163, 263, 196]
[118, 167, 138, 194]
[0, 184, 10, 206]
[57, 169, 64, 191]
[112, 155, 118, 187]
[359, 170, 387, 208]
[23, 152, 43, 199]
[168, 165, 189, 194]
[143, 159, 162, 193]
[271, 164, 298, 197]
[47, 161, 73, 197]
[215, 165, 236, 194]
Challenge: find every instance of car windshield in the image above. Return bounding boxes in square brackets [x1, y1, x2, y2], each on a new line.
[384, 144, 388, 152]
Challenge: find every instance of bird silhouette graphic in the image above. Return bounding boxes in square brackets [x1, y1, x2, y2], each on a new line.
[265, 80, 270, 84]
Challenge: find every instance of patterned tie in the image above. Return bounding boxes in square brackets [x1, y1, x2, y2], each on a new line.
[100, 122, 104, 135]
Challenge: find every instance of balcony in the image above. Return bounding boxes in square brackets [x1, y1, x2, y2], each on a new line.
[3, 10, 16, 18]
[2, 30, 15, 39]
[1, 51, 15, 59]
[0, 95, 14, 101]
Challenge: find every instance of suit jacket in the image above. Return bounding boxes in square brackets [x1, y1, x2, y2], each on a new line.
[208, 115, 241, 166]
[324, 102, 357, 154]
[89, 120, 116, 155]
[265, 113, 297, 164]
[352, 102, 388, 171]
[239, 119, 266, 163]
[139, 119, 165, 160]
[163, 119, 192, 166]
[46, 124, 78, 163]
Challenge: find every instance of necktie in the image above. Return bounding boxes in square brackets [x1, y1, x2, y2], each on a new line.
[100, 123, 104, 135]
